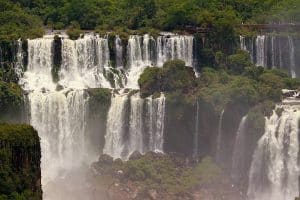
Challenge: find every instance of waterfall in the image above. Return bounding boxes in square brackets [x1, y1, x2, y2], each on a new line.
[256, 35, 266, 67]
[156, 35, 194, 67]
[288, 37, 296, 78]
[216, 109, 225, 163]
[14, 39, 24, 78]
[29, 90, 88, 184]
[15, 32, 192, 198]
[103, 93, 128, 159]
[147, 94, 165, 152]
[231, 115, 248, 182]
[128, 93, 144, 155]
[19, 36, 102, 199]
[240, 35, 299, 77]
[103, 92, 166, 160]
[21, 37, 55, 91]
[60, 35, 111, 89]
[115, 36, 123, 68]
[248, 104, 300, 200]
[193, 100, 200, 159]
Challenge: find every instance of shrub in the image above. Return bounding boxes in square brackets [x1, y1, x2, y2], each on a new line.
[227, 50, 252, 75]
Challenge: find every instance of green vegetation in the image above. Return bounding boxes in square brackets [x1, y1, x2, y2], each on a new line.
[94, 153, 221, 195]
[139, 50, 300, 114]
[139, 60, 197, 98]
[123, 154, 220, 193]
[1, 0, 299, 41]
[0, 123, 41, 200]
[0, 0, 43, 41]
[0, 81, 23, 120]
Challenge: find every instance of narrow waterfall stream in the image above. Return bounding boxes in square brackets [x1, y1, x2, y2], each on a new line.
[231, 115, 248, 183]
[216, 109, 225, 163]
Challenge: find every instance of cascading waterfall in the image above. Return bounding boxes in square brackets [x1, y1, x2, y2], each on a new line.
[240, 35, 299, 77]
[231, 115, 248, 183]
[103, 92, 166, 160]
[145, 94, 165, 152]
[156, 35, 194, 67]
[248, 104, 300, 200]
[103, 93, 129, 159]
[60, 35, 111, 89]
[29, 90, 88, 185]
[128, 93, 144, 155]
[126, 35, 151, 88]
[21, 38, 56, 91]
[15, 32, 192, 198]
[216, 109, 225, 163]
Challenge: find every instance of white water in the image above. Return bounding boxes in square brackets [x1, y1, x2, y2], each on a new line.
[21, 38, 56, 91]
[240, 35, 298, 77]
[231, 115, 248, 182]
[248, 104, 300, 200]
[146, 94, 166, 152]
[256, 35, 266, 67]
[103, 92, 166, 160]
[288, 36, 296, 78]
[103, 93, 128, 159]
[157, 35, 194, 67]
[60, 35, 111, 89]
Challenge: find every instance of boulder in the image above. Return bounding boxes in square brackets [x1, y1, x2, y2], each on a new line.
[129, 151, 142, 160]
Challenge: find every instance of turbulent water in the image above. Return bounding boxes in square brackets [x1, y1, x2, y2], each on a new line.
[240, 35, 299, 77]
[248, 104, 300, 200]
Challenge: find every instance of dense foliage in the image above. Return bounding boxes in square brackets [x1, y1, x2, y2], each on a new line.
[139, 60, 197, 98]
[0, 123, 41, 200]
[0, 0, 43, 41]
[1, 0, 299, 41]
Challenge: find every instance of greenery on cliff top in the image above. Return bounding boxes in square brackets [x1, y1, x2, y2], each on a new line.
[0, 123, 41, 200]
[1, 0, 299, 41]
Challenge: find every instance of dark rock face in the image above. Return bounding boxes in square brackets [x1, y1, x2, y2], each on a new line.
[128, 151, 142, 160]
[0, 123, 42, 199]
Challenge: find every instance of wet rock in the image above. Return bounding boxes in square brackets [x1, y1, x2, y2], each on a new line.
[129, 151, 142, 160]
[98, 154, 114, 165]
